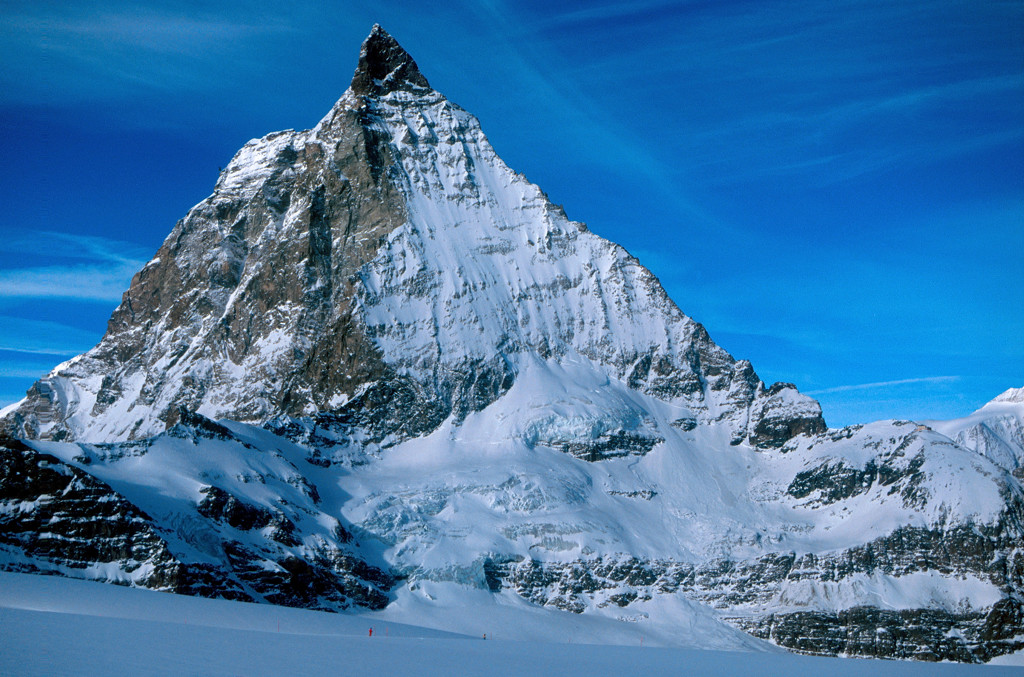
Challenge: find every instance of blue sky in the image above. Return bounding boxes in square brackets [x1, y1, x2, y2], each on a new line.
[0, 0, 1021, 426]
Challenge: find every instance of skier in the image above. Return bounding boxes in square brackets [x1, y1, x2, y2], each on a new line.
[369, 627, 373, 637]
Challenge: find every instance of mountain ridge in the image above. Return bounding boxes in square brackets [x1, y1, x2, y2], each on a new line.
[0, 25, 824, 452]
[924, 388, 1024, 477]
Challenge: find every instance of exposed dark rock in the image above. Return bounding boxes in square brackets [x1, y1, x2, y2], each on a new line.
[350, 24, 431, 97]
[555, 431, 663, 462]
[607, 489, 657, 500]
[787, 429, 932, 509]
[0, 437, 243, 598]
[166, 408, 240, 442]
[733, 603, 1024, 663]
[0, 437, 395, 610]
[483, 507, 1024, 662]
[671, 417, 698, 431]
[197, 486, 276, 531]
[787, 453, 926, 507]
[748, 383, 827, 449]
[269, 358, 518, 451]
[222, 542, 393, 611]
[1, 438, 165, 569]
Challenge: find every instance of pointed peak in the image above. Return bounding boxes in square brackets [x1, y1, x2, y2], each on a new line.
[351, 24, 431, 97]
[991, 387, 1024, 404]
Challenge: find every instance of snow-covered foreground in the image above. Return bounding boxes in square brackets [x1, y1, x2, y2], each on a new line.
[1, 573, 1019, 676]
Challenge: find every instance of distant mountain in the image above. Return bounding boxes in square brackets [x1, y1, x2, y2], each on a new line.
[1, 25, 1021, 663]
[925, 388, 1024, 476]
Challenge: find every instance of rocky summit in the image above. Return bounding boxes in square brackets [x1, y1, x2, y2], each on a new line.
[1, 26, 1022, 663]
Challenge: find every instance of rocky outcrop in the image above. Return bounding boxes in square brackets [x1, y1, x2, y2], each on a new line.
[733, 601, 1024, 663]
[482, 498, 1024, 662]
[0, 433, 395, 611]
[786, 453, 926, 507]
[555, 430, 663, 462]
[350, 24, 431, 97]
[747, 383, 827, 448]
[220, 542, 393, 611]
[0, 436, 243, 598]
[197, 486, 299, 545]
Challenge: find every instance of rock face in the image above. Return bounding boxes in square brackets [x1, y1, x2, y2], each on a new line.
[0, 26, 1021, 662]
[0, 424, 394, 611]
[0, 436, 202, 592]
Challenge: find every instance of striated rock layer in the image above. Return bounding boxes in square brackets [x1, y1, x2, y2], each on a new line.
[0, 429, 395, 611]
[1, 26, 1021, 662]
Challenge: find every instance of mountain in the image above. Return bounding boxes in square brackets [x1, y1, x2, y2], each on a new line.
[924, 389, 1024, 477]
[0, 25, 823, 450]
[1, 26, 1022, 663]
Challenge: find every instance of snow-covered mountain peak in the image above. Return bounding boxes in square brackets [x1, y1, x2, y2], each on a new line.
[1, 28, 1023, 664]
[0, 26, 824, 448]
[991, 387, 1024, 405]
[351, 24, 431, 97]
[924, 386, 1024, 474]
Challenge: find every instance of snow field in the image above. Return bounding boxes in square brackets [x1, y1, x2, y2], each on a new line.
[2, 572, 1019, 676]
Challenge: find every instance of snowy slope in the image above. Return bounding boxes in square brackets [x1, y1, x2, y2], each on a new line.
[926, 387, 1024, 473]
[3, 572, 1020, 676]
[6, 401, 1020, 660]
[2, 423, 764, 652]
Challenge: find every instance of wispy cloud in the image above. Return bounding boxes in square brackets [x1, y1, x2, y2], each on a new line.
[0, 264, 137, 302]
[0, 230, 151, 263]
[0, 357, 66, 379]
[684, 74, 1024, 186]
[0, 231, 145, 302]
[0, 316, 100, 356]
[540, 0, 1023, 189]
[0, 2, 301, 100]
[26, 11, 293, 54]
[529, 0, 685, 28]
[806, 376, 960, 396]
